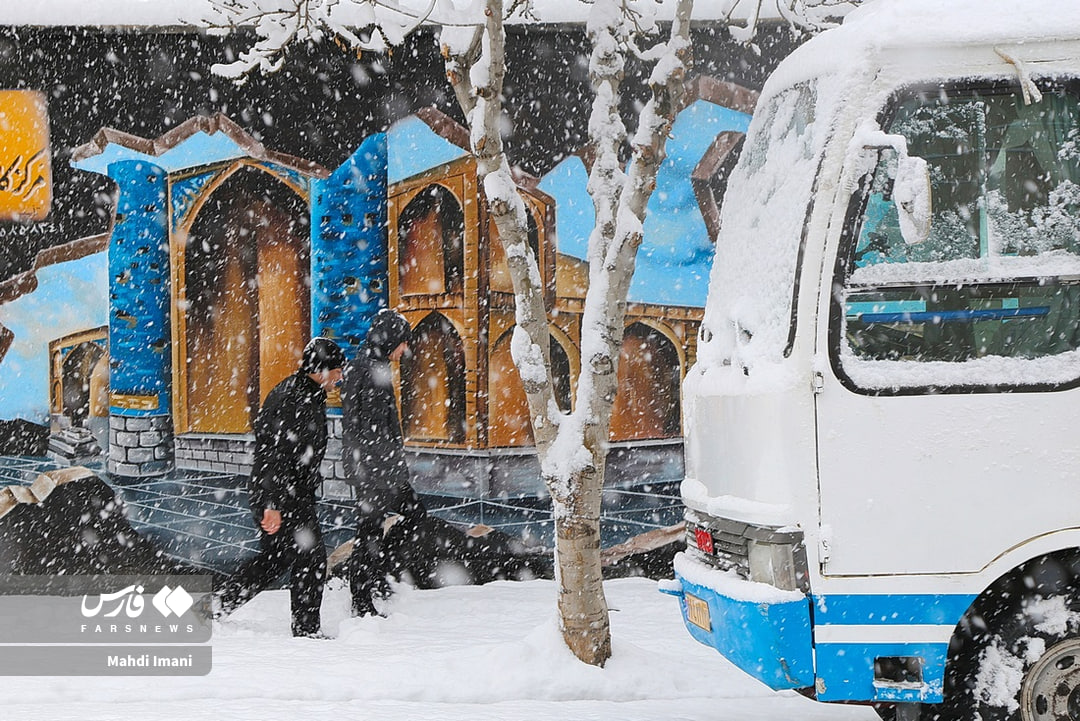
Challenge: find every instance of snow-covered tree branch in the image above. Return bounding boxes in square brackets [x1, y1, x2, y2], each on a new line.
[440, 10, 559, 457]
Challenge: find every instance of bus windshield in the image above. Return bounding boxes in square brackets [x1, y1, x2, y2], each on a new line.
[699, 80, 833, 368]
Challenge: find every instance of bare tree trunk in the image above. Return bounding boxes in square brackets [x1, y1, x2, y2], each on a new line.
[548, 0, 693, 667]
[444, 0, 693, 667]
[554, 463, 610, 664]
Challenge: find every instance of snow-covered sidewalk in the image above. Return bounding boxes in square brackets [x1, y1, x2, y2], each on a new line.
[6, 577, 876, 720]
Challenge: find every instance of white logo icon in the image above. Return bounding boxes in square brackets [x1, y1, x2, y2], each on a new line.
[152, 585, 194, 618]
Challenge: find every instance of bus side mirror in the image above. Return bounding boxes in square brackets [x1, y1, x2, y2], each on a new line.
[893, 155, 932, 245]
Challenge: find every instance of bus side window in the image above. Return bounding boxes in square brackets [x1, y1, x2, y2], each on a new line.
[837, 82, 1080, 388]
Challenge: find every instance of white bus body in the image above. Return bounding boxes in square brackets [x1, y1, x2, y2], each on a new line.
[667, 1, 1080, 718]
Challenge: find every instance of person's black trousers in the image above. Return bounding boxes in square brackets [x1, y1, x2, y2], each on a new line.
[346, 482, 427, 613]
[217, 506, 326, 637]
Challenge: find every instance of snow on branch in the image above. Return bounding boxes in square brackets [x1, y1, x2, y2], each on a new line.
[439, 0, 562, 464]
[711, 0, 860, 44]
[564, 0, 691, 485]
[206, 0, 452, 79]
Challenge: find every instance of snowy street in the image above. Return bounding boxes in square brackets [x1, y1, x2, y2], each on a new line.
[6, 577, 877, 721]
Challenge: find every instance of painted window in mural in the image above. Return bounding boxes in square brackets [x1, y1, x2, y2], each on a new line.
[181, 167, 311, 434]
[397, 184, 465, 296]
[402, 312, 466, 444]
[609, 323, 682, 441]
[0, 90, 51, 222]
[488, 330, 572, 448]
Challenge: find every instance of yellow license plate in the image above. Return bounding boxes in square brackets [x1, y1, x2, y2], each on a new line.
[685, 592, 711, 632]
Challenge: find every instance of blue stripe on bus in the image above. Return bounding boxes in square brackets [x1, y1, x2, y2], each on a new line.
[812, 593, 977, 626]
[856, 306, 1049, 324]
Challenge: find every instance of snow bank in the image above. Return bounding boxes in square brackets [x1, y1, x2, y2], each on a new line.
[0, 578, 878, 721]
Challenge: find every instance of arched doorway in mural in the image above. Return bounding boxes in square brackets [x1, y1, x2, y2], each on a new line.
[397, 184, 465, 297]
[487, 329, 572, 448]
[181, 166, 311, 434]
[59, 342, 106, 428]
[609, 322, 681, 441]
[401, 313, 466, 444]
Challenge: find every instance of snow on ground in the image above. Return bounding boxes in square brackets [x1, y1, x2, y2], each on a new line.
[5, 577, 877, 721]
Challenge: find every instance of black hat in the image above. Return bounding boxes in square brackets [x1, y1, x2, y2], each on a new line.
[301, 337, 346, 374]
[365, 309, 412, 358]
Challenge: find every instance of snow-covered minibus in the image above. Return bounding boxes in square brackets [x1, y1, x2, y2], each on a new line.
[665, 1, 1080, 719]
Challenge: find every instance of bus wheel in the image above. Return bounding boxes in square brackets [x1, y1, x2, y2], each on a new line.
[1019, 637, 1080, 720]
[962, 594, 1080, 721]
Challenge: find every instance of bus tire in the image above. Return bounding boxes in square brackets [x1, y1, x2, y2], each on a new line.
[958, 592, 1080, 721]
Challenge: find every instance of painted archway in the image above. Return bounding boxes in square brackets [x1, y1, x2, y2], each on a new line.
[59, 341, 106, 428]
[397, 184, 465, 297]
[488, 205, 541, 294]
[609, 322, 682, 441]
[487, 328, 572, 448]
[179, 166, 311, 434]
[401, 312, 466, 443]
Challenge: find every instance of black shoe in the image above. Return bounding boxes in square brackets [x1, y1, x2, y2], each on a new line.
[351, 598, 385, 618]
[193, 594, 223, 621]
[294, 629, 332, 639]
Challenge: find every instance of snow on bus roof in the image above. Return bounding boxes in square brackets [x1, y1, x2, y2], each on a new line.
[769, 0, 1080, 92]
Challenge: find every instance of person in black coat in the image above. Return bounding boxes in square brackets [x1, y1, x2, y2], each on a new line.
[341, 310, 547, 617]
[341, 309, 417, 616]
[214, 337, 345, 638]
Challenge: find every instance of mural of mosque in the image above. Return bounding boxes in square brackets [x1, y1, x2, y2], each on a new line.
[0, 74, 757, 502]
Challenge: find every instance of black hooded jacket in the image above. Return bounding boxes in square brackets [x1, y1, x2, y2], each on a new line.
[247, 371, 329, 523]
[341, 310, 412, 493]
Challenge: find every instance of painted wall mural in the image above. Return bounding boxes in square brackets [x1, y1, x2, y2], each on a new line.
[0, 23, 794, 503]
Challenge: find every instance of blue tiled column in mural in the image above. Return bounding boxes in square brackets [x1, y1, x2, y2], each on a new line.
[311, 134, 388, 493]
[311, 133, 389, 360]
[106, 160, 174, 478]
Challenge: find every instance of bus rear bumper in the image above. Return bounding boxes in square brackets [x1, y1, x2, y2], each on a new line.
[665, 562, 815, 691]
[665, 554, 967, 704]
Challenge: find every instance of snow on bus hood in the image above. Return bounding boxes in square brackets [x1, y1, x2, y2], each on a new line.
[673, 552, 804, 603]
[683, 356, 802, 399]
[681, 479, 797, 530]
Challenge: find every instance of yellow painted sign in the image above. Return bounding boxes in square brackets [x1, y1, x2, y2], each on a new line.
[111, 393, 159, 412]
[0, 90, 51, 221]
